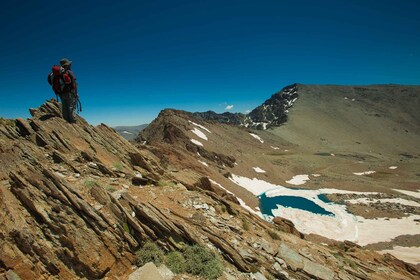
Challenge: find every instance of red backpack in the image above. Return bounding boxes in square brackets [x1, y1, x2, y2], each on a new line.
[48, 65, 72, 94]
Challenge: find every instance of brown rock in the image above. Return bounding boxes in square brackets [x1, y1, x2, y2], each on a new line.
[273, 217, 304, 238]
[15, 118, 33, 137]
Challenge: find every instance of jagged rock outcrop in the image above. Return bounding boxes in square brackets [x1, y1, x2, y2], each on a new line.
[0, 100, 419, 279]
[246, 83, 299, 129]
[190, 84, 299, 130]
[192, 111, 246, 125]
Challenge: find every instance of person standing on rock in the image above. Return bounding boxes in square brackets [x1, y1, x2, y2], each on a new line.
[48, 58, 80, 123]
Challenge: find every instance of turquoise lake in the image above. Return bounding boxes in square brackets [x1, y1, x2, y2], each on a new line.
[259, 193, 334, 216]
[317, 194, 332, 203]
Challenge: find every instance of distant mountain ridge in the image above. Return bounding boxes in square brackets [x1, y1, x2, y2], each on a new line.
[114, 124, 148, 140]
[192, 83, 299, 129]
[140, 83, 420, 145]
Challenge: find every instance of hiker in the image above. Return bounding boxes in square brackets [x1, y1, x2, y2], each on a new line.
[47, 58, 79, 123]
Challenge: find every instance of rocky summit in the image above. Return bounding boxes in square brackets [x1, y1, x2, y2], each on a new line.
[0, 92, 419, 279]
[191, 84, 299, 130]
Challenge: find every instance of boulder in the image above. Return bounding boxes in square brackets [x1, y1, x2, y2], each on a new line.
[5, 270, 21, 280]
[128, 262, 163, 280]
[157, 264, 174, 280]
[277, 243, 304, 271]
[273, 217, 304, 238]
[251, 272, 268, 280]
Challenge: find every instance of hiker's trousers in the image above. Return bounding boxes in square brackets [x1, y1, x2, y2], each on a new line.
[61, 91, 77, 123]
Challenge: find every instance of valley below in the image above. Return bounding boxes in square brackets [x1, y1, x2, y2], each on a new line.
[138, 84, 420, 266]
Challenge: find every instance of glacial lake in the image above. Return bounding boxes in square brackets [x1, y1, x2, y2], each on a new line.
[317, 194, 332, 203]
[259, 193, 335, 216]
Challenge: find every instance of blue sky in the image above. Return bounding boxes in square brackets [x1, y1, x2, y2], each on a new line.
[0, 0, 419, 126]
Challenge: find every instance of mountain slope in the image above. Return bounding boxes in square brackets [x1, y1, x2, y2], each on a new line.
[269, 84, 420, 193]
[137, 84, 420, 267]
[1, 100, 418, 279]
[271, 84, 420, 156]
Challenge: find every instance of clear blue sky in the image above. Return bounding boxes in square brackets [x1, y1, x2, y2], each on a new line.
[0, 0, 419, 126]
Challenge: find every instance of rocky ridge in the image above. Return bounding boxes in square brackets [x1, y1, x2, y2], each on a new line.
[0, 100, 419, 279]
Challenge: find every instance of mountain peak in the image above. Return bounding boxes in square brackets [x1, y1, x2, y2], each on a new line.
[190, 83, 300, 130]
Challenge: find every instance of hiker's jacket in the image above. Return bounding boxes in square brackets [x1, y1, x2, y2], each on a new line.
[66, 70, 78, 96]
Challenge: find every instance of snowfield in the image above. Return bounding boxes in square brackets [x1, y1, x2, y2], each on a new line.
[286, 174, 310, 185]
[379, 246, 420, 265]
[346, 197, 420, 207]
[228, 173, 420, 245]
[356, 215, 420, 246]
[393, 189, 420, 199]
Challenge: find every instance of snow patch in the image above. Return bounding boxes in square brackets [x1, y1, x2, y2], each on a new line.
[122, 130, 133, 134]
[270, 146, 280, 150]
[353, 171, 376, 176]
[389, 166, 398, 170]
[270, 203, 357, 242]
[346, 197, 420, 207]
[209, 179, 262, 217]
[191, 127, 208, 140]
[252, 122, 268, 130]
[249, 133, 264, 143]
[229, 174, 278, 196]
[188, 120, 211, 133]
[393, 189, 420, 199]
[198, 160, 208, 167]
[286, 174, 310, 185]
[190, 139, 203, 146]
[253, 167, 266, 173]
[356, 215, 420, 246]
[312, 174, 321, 177]
[379, 246, 420, 265]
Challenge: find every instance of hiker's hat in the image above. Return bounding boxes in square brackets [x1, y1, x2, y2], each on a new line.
[60, 58, 72, 66]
